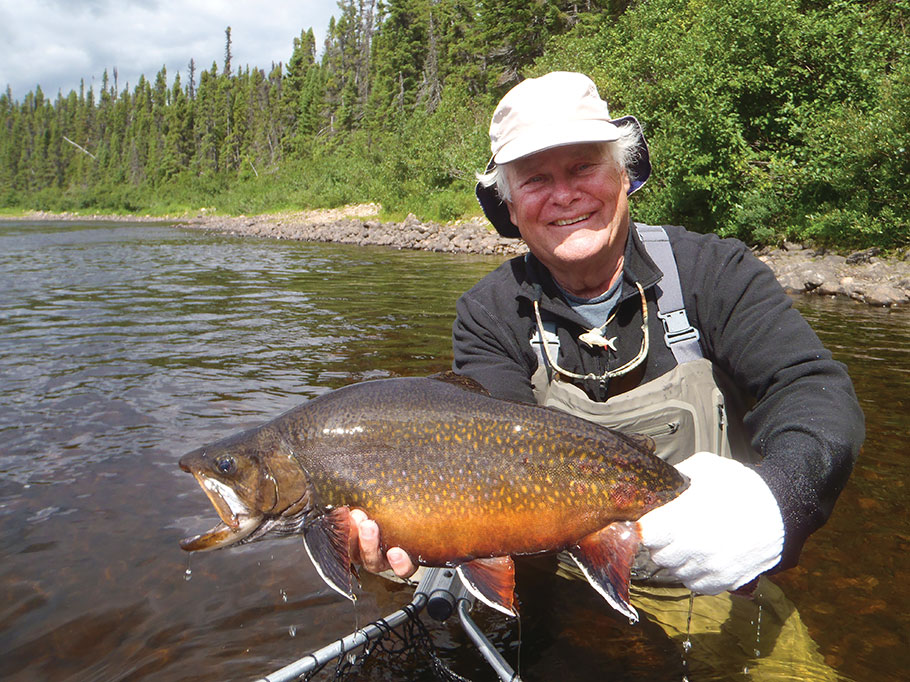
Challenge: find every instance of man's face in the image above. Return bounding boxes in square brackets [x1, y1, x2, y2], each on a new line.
[505, 143, 631, 277]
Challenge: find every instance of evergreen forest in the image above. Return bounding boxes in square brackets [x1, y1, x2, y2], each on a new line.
[1, 0, 907, 249]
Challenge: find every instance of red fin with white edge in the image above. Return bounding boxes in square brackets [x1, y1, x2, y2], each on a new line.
[457, 556, 517, 617]
[303, 506, 356, 601]
[568, 521, 640, 623]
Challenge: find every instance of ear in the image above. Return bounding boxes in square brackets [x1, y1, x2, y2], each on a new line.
[506, 200, 518, 227]
[620, 168, 631, 195]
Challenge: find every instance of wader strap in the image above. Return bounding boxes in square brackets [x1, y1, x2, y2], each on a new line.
[635, 224, 703, 364]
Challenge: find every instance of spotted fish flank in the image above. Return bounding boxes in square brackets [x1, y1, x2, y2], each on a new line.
[178, 372, 688, 622]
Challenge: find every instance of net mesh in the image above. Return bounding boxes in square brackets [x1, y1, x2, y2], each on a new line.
[301, 602, 472, 681]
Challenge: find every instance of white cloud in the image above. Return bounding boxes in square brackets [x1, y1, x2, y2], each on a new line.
[0, 0, 337, 101]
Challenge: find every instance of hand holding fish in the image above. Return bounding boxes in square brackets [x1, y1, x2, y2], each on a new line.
[349, 508, 417, 579]
[638, 451, 785, 595]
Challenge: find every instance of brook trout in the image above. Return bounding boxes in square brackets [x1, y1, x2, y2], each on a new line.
[179, 372, 688, 622]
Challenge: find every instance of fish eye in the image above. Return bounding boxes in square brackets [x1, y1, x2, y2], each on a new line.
[214, 456, 236, 475]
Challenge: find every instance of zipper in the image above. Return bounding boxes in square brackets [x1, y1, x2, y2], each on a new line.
[715, 396, 728, 457]
[640, 420, 680, 438]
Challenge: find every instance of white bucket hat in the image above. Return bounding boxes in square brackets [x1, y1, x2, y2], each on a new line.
[476, 72, 651, 237]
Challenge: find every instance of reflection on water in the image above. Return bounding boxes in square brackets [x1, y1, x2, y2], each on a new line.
[777, 297, 910, 679]
[0, 220, 907, 681]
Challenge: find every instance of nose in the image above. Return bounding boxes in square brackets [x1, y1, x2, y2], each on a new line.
[550, 176, 581, 206]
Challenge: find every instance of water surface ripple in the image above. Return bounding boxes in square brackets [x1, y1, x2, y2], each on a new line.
[0, 220, 906, 681]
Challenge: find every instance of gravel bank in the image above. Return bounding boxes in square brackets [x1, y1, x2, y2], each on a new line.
[179, 205, 526, 258]
[19, 207, 910, 306]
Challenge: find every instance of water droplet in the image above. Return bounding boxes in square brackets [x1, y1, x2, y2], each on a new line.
[280, 589, 288, 602]
[184, 568, 192, 581]
[288, 625, 296, 637]
[683, 591, 695, 653]
[753, 602, 764, 658]
[680, 591, 695, 676]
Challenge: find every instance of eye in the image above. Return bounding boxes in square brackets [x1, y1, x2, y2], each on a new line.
[214, 456, 236, 475]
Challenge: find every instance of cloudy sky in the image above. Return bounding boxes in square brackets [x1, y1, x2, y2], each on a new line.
[0, 0, 339, 101]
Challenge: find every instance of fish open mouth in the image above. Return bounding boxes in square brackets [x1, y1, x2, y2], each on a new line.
[180, 474, 262, 552]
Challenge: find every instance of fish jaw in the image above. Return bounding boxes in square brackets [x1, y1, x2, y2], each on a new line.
[179, 473, 263, 552]
[179, 516, 263, 551]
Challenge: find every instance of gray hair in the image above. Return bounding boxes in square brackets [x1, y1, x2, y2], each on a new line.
[476, 121, 642, 203]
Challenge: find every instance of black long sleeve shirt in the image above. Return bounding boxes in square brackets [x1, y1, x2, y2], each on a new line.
[452, 224, 865, 571]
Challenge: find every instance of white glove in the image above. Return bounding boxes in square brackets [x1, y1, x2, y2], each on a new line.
[638, 451, 784, 595]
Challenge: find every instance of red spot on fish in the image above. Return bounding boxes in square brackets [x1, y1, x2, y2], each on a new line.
[610, 482, 640, 510]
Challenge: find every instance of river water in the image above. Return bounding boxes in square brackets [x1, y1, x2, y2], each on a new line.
[0, 220, 906, 681]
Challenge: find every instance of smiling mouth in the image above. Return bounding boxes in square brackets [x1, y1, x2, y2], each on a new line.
[553, 213, 592, 227]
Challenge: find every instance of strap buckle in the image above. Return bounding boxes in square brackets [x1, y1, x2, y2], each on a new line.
[657, 309, 700, 347]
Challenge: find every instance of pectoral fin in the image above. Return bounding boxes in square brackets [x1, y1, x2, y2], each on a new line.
[457, 556, 517, 617]
[568, 521, 640, 623]
[303, 506, 356, 601]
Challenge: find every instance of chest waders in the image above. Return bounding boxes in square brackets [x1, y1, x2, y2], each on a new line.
[530, 224, 758, 582]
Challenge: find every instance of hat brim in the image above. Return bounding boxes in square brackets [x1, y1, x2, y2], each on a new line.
[494, 119, 624, 165]
[477, 115, 652, 238]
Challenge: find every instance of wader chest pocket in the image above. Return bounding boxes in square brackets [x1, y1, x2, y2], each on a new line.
[589, 400, 699, 465]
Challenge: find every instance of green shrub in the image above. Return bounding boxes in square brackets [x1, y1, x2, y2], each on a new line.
[538, 0, 909, 249]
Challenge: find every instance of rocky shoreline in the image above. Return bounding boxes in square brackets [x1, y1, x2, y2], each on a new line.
[754, 243, 910, 307]
[178, 204, 527, 257]
[20, 206, 910, 306]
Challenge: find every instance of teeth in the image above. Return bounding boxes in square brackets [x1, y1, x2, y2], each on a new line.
[203, 476, 250, 521]
[554, 214, 591, 226]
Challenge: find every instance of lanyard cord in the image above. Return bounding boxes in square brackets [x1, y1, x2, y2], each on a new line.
[533, 281, 649, 382]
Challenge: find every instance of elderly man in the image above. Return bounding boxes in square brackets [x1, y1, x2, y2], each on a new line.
[351, 71, 863, 673]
